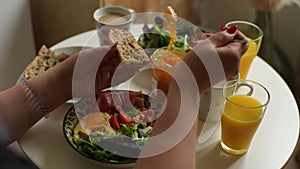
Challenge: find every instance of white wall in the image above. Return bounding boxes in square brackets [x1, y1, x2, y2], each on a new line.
[0, 0, 36, 90]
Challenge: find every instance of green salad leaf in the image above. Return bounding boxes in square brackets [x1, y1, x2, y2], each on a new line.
[138, 17, 205, 54]
[72, 122, 153, 163]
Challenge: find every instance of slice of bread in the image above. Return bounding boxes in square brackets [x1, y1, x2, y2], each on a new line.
[108, 28, 149, 68]
[23, 45, 70, 79]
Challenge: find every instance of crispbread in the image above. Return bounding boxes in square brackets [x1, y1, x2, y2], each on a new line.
[23, 45, 70, 79]
[108, 28, 149, 68]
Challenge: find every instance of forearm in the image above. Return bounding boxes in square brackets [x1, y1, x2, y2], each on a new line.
[28, 54, 77, 111]
[135, 121, 198, 169]
[134, 30, 244, 168]
[135, 82, 199, 169]
[0, 55, 77, 146]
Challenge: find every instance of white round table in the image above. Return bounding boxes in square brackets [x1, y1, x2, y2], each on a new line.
[18, 25, 299, 169]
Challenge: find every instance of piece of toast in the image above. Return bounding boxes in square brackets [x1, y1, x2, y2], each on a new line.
[108, 28, 150, 68]
[23, 45, 70, 79]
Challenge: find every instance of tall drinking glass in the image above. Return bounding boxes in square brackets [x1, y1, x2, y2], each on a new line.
[220, 79, 270, 155]
[150, 47, 185, 94]
[225, 21, 263, 79]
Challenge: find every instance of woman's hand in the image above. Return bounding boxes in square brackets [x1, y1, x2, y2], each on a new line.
[209, 29, 249, 78]
[178, 29, 248, 93]
[95, 44, 140, 92]
[71, 44, 138, 97]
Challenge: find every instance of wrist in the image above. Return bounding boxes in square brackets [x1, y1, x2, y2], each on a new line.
[28, 55, 77, 112]
[20, 78, 49, 118]
[52, 55, 77, 101]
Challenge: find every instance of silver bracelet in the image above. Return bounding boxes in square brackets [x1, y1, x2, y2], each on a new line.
[20, 78, 49, 118]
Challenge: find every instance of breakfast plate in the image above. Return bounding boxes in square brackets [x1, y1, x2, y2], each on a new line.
[63, 90, 163, 168]
[51, 46, 91, 56]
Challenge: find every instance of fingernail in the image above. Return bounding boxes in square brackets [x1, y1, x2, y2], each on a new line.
[220, 25, 227, 31]
[205, 34, 212, 38]
[226, 25, 237, 34]
[110, 42, 118, 48]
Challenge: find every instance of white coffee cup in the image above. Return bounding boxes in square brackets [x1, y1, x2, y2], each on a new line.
[93, 6, 135, 46]
[199, 74, 240, 123]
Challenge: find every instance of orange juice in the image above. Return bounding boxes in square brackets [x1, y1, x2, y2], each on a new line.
[151, 48, 184, 94]
[221, 95, 263, 155]
[239, 39, 262, 79]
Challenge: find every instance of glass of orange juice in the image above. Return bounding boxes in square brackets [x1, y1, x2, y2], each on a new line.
[225, 21, 263, 79]
[150, 47, 185, 94]
[220, 79, 270, 155]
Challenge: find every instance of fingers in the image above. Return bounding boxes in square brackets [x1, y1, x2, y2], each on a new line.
[215, 37, 249, 78]
[220, 25, 248, 40]
[217, 33, 249, 63]
[235, 30, 248, 42]
[208, 31, 236, 47]
[103, 42, 119, 59]
[216, 46, 241, 78]
[77, 45, 120, 74]
[101, 48, 120, 63]
[97, 65, 138, 91]
[227, 38, 249, 55]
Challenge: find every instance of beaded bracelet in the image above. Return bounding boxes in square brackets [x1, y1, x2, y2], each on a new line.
[20, 78, 49, 118]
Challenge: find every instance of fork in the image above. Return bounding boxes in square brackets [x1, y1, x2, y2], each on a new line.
[174, 18, 248, 45]
[174, 18, 216, 33]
